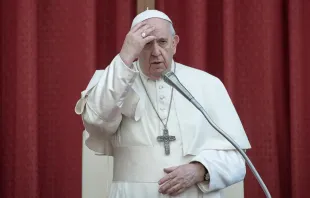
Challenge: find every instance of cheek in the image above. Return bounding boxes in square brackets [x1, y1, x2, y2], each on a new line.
[139, 52, 150, 66]
[168, 45, 176, 54]
[164, 44, 175, 55]
[139, 50, 151, 59]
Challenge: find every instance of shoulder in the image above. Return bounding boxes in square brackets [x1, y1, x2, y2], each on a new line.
[85, 69, 105, 90]
[175, 61, 223, 87]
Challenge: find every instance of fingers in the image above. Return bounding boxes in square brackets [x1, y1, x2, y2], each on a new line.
[121, 21, 157, 65]
[132, 23, 154, 39]
[137, 24, 152, 33]
[158, 172, 176, 185]
[171, 188, 186, 197]
[167, 184, 183, 195]
[131, 21, 146, 33]
[140, 25, 156, 44]
[164, 166, 178, 173]
[159, 177, 180, 194]
[141, 25, 155, 37]
[158, 164, 194, 196]
[132, 23, 156, 44]
[137, 25, 155, 43]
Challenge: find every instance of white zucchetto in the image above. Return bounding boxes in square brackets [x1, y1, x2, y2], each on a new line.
[131, 9, 172, 29]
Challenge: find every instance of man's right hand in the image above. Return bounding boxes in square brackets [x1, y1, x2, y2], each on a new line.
[120, 21, 156, 66]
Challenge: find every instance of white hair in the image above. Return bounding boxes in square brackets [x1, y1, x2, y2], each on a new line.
[170, 23, 176, 36]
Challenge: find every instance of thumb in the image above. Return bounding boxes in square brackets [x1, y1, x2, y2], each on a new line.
[164, 166, 178, 173]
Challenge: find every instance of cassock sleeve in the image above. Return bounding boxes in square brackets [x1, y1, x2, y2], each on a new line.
[75, 54, 139, 154]
[190, 150, 246, 193]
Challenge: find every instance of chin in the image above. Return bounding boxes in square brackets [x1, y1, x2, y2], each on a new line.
[148, 71, 164, 80]
[149, 65, 166, 76]
[154, 69, 166, 76]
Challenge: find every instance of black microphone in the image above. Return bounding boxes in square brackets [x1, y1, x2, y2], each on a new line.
[161, 70, 272, 198]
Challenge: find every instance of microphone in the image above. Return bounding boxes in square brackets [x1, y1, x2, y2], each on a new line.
[161, 71, 203, 111]
[161, 70, 272, 198]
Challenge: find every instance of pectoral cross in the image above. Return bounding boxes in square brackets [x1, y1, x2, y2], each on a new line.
[157, 128, 176, 155]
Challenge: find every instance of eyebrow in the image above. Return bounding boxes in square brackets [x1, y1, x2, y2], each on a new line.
[145, 38, 167, 44]
[157, 38, 168, 41]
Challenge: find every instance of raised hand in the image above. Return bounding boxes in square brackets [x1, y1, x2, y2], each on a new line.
[120, 21, 156, 66]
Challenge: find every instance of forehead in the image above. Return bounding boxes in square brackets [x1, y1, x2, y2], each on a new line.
[145, 18, 170, 37]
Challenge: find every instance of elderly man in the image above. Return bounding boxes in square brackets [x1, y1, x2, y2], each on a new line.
[75, 9, 251, 198]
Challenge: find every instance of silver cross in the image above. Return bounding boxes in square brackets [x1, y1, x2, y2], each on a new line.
[157, 128, 176, 155]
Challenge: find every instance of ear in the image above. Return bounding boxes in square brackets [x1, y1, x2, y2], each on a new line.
[172, 35, 180, 55]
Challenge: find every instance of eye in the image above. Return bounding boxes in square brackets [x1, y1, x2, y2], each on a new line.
[144, 42, 152, 48]
[158, 40, 167, 45]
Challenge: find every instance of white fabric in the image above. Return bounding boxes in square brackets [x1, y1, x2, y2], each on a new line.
[82, 131, 245, 198]
[131, 9, 172, 29]
[75, 56, 251, 154]
[75, 55, 251, 197]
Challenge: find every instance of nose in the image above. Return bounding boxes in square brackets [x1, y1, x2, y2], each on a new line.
[151, 42, 161, 56]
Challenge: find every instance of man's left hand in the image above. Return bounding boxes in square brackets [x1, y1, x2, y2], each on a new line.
[158, 163, 205, 196]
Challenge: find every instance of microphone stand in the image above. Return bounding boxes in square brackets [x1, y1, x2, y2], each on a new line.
[162, 71, 272, 198]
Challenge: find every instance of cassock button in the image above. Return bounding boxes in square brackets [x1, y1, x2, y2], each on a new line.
[160, 95, 165, 100]
[159, 85, 164, 89]
[160, 107, 165, 111]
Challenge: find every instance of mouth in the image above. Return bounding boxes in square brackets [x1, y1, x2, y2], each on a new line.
[151, 61, 163, 65]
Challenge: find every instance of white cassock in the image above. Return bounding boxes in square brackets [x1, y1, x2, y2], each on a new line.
[75, 54, 251, 198]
